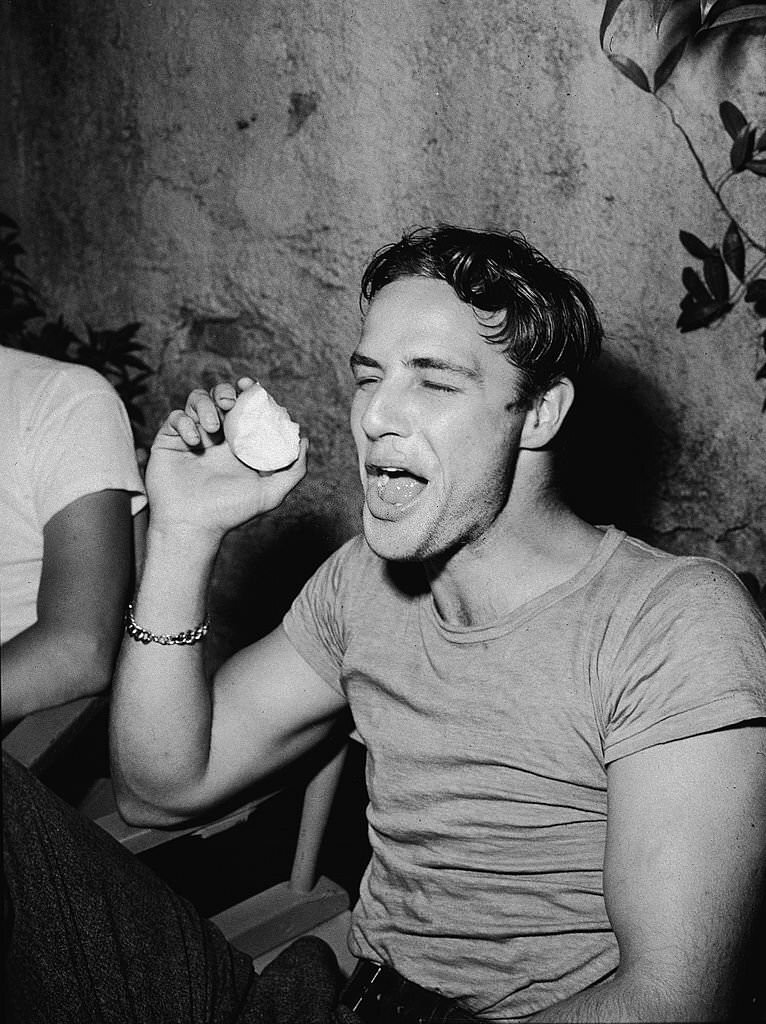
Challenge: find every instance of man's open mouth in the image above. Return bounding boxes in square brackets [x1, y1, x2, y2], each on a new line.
[370, 466, 428, 507]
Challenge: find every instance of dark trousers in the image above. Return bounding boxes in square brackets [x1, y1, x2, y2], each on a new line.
[2, 752, 355, 1024]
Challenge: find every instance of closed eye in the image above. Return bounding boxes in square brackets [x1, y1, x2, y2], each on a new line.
[422, 380, 460, 394]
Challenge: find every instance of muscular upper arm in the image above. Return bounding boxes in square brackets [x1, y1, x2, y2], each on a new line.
[198, 624, 349, 803]
[39, 489, 134, 634]
[603, 722, 766, 1018]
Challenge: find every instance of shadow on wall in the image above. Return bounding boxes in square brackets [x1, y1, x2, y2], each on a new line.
[558, 352, 677, 538]
[204, 509, 348, 675]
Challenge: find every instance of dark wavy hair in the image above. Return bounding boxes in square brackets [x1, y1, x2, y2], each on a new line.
[360, 224, 603, 405]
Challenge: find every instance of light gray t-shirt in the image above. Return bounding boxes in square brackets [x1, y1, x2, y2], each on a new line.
[283, 527, 766, 1020]
[0, 346, 147, 643]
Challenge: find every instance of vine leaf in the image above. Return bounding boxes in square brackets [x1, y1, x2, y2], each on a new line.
[719, 100, 747, 139]
[607, 53, 652, 91]
[745, 156, 766, 176]
[703, 248, 730, 301]
[600, 0, 630, 46]
[653, 0, 678, 33]
[722, 221, 745, 280]
[680, 230, 713, 259]
[677, 264, 731, 332]
[654, 38, 689, 90]
[679, 256, 733, 331]
[677, 298, 730, 331]
[682, 265, 710, 301]
[730, 124, 755, 171]
[745, 279, 766, 316]
[701, 2, 766, 30]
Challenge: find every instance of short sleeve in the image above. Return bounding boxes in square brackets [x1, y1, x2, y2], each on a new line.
[600, 560, 766, 763]
[26, 364, 147, 524]
[282, 539, 360, 695]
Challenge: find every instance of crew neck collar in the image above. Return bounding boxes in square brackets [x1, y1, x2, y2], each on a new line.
[424, 525, 624, 642]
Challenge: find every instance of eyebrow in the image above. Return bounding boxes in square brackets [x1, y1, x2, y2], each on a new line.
[349, 352, 380, 371]
[349, 352, 482, 381]
[408, 356, 482, 381]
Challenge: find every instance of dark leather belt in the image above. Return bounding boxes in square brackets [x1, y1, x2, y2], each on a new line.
[339, 958, 481, 1023]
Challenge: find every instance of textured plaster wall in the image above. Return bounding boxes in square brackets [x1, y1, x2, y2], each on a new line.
[1, 1, 764, 662]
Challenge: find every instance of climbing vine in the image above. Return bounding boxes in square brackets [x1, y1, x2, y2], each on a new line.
[600, 0, 766, 406]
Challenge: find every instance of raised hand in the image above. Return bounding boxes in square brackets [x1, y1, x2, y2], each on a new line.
[146, 377, 308, 539]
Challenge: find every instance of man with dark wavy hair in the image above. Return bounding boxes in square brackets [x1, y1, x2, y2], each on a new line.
[360, 225, 602, 404]
[4, 226, 766, 1023]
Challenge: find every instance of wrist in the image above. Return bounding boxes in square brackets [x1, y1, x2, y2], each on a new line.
[146, 518, 226, 553]
[134, 524, 220, 623]
[125, 602, 209, 646]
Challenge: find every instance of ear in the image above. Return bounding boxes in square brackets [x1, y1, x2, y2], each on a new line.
[519, 378, 575, 450]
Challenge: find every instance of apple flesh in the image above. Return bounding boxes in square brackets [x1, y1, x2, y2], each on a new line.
[223, 383, 301, 471]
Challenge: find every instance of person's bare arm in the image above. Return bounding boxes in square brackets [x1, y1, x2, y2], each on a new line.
[530, 723, 766, 1022]
[132, 504, 148, 578]
[1, 489, 134, 724]
[110, 379, 345, 825]
[112, 622, 347, 825]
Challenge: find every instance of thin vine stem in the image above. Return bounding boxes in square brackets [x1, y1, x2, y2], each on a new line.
[656, 94, 766, 255]
[714, 168, 735, 192]
[748, 254, 766, 280]
[745, 254, 766, 300]
[730, 256, 766, 304]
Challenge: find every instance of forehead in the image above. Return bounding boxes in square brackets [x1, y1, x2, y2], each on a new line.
[356, 277, 504, 367]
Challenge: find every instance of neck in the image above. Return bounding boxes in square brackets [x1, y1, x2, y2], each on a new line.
[423, 460, 603, 627]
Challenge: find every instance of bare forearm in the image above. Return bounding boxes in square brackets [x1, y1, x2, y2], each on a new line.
[111, 381, 310, 821]
[109, 523, 222, 820]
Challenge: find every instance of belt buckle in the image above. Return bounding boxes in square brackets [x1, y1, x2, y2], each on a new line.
[343, 962, 454, 1023]
[342, 961, 386, 1016]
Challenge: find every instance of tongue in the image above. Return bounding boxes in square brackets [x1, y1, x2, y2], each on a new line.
[378, 474, 426, 506]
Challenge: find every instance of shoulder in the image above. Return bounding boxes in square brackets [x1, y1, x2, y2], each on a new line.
[285, 533, 404, 648]
[602, 531, 765, 661]
[3, 349, 127, 435]
[42, 360, 122, 411]
[599, 531, 759, 627]
[304, 533, 387, 603]
[623, 550, 766, 673]
[594, 536, 766, 762]
[282, 534, 381, 687]
[1, 346, 113, 398]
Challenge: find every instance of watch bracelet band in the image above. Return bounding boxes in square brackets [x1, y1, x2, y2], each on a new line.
[124, 602, 209, 646]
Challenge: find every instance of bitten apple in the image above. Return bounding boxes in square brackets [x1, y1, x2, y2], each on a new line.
[223, 382, 301, 472]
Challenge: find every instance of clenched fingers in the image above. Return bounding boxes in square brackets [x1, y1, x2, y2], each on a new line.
[164, 408, 204, 448]
[184, 387, 224, 434]
[209, 381, 239, 411]
[158, 377, 275, 456]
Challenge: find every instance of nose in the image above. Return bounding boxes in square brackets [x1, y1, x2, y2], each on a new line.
[358, 380, 410, 440]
